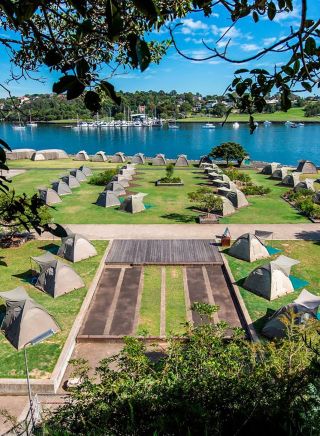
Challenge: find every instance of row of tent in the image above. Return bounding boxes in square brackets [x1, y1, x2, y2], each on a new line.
[38, 165, 93, 205]
[261, 160, 318, 190]
[75, 151, 190, 166]
[201, 160, 249, 216]
[262, 160, 318, 176]
[95, 164, 148, 213]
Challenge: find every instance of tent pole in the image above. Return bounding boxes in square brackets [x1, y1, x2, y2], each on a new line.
[24, 346, 36, 431]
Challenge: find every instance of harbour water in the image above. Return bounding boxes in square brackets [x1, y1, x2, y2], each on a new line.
[1, 122, 319, 165]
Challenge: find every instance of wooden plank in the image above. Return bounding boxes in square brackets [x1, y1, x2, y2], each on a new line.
[106, 240, 223, 265]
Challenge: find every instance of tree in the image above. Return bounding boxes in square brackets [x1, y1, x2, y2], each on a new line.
[210, 142, 247, 167]
[188, 187, 222, 217]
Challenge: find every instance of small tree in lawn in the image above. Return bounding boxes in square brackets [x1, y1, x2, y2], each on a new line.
[188, 187, 222, 217]
[210, 142, 247, 167]
[166, 163, 175, 180]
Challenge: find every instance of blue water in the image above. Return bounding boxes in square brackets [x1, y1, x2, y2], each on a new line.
[1, 122, 319, 165]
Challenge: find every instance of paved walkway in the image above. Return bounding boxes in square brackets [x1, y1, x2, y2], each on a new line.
[39, 223, 320, 241]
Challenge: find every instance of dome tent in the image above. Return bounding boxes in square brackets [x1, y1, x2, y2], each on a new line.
[296, 160, 317, 174]
[58, 233, 97, 262]
[228, 233, 269, 262]
[0, 287, 60, 349]
[119, 169, 133, 180]
[282, 172, 300, 187]
[51, 180, 72, 196]
[31, 152, 45, 161]
[70, 169, 86, 182]
[120, 193, 147, 214]
[92, 151, 107, 162]
[272, 167, 288, 180]
[294, 179, 315, 192]
[175, 154, 189, 167]
[262, 289, 320, 339]
[31, 252, 84, 298]
[111, 152, 126, 163]
[225, 189, 249, 208]
[79, 165, 93, 176]
[75, 150, 89, 161]
[208, 171, 221, 180]
[218, 197, 235, 217]
[96, 190, 121, 208]
[199, 155, 212, 166]
[243, 255, 300, 300]
[105, 181, 126, 196]
[261, 162, 280, 175]
[38, 187, 61, 205]
[111, 175, 129, 187]
[61, 174, 80, 188]
[6, 148, 35, 160]
[212, 180, 237, 190]
[152, 153, 166, 166]
[37, 149, 68, 159]
[132, 153, 145, 164]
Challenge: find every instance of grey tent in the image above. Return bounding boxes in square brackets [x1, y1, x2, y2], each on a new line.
[92, 151, 107, 162]
[61, 174, 80, 188]
[216, 197, 235, 217]
[38, 188, 61, 205]
[296, 160, 317, 174]
[282, 172, 300, 187]
[6, 149, 35, 160]
[199, 155, 212, 166]
[254, 230, 274, 241]
[111, 152, 126, 163]
[31, 152, 45, 161]
[119, 169, 133, 180]
[31, 252, 84, 298]
[217, 187, 231, 196]
[79, 165, 93, 176]
[96, 190, 121, 208]
[132, 153, 145, 164]
[229, 233, 269, 262]
[51, 180, 72, 196]
[152, 153, 167, 166]
[272, 167, 288, 180]
[75, 150, 89, 161]
[243, 259, 296, 300]
[261, 162, 280, 175]
[208, 171, 222, 180]
[175, 154, 189, 167]
[294, 289, 320, 313]
[120, 192, 147, 213]
[211, 174, 231, 183]
[70, 169, 87, 182]
[122, 164, 136, 171]
[294, 179, 315, 192]
[105, 181, 126, 196]
[37, 149, 68, 159]
[0, 287, 60, 349]
[205, 165, 222, 174]
[58, 233, 97, 262]
[212, 180, 236, 190]
[225, 189, 249, 208]
[111, 175, 130, 187]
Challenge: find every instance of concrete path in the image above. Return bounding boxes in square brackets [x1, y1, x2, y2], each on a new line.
[39, 223, 320, 241]
[0, 169, 26, 179]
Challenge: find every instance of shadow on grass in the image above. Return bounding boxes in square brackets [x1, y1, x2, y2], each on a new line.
[253, 308, 276, 333]
[13, 268, 34, 284]
[160, 213, 196, 223]
[39, 243, 59, 254]
[0, 256, 7, 267]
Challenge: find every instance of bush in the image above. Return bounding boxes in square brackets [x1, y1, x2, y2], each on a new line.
[242, 185, 271, 195]
[159, 164, 182, 183]
[286, 189, 314, 202]
[88, 169, 117, 186]
[188, 187, 222, 215]
[224, 168, 251, 184]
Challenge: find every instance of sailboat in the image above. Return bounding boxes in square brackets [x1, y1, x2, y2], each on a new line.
[12, 113, 26, 130]
[168, 112, 179, 129]
[26, 111, 37, 127]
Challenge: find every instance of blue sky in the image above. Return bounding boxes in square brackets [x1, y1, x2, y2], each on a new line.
[0, 1, 318, 97]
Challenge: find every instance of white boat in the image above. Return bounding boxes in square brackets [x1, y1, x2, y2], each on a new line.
[264, 120, 272, 125]
[298, 122, 305, 126]
[232, 122, 240, 129]
[285, 121, 293, 126]
[202, 123, 215, 129]
[12, 114, 26, 130]
[26, 112, 37, 127]
[168, 124, 179, 129]
[290, 123, 298, 128]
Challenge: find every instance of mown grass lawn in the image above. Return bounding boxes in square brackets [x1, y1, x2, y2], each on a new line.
[137, 266, 162, 336]
[225, 240, 320, 332]
[166, 266, 186, 335]
[220, 170, 309, 224]
[7, 159, 177, 169]
[0, 240, 106, 378]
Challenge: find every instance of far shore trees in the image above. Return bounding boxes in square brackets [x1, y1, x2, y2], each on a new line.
[210, 142, 247, 167]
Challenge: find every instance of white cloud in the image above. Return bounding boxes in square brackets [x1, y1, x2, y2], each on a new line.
[263, 37, 277, 46]
[208, 60, 222, 65]
[182, 18, 208, 31]
[241, 43, 259, 52]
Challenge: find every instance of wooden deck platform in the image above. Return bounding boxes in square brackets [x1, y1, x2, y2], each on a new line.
[106, 239, 223, 265]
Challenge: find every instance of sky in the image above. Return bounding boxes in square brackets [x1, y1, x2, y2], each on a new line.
[0, 1, 319, 97]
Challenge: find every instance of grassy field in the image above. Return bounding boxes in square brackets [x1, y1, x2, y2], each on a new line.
[166, 266, 186, 335]
[179, 108, 320, 123]
[225, 240, 320, 332]
[0, 240, 106, 378]
[220, 170, 309, 224]
[137, 266, 162, 336]
[7, 159, 180, 169]
[9, 167, 309, 224]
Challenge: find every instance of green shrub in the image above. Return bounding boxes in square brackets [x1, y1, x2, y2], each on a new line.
[88, 169, 117, 186]
[159, 164, 182, 183]
[242, 185, 271, 195]
[224, 168, 251, 184]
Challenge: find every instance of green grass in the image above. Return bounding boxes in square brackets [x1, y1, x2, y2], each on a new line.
[225, 240, 320, 332]
[137, 266, 162, 336]
[8, 159, 121, 169]
[166, 266, 186, 335]
[0, 240, 106, 378]
[179, 108, 320, 123]
[220, 170, 309, 224]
